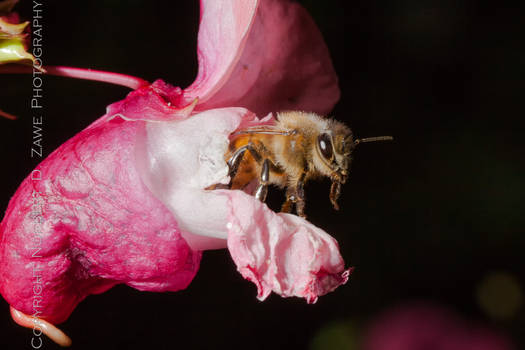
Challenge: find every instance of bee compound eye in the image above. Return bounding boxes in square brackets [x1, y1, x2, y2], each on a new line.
[318, 133, 333, 160]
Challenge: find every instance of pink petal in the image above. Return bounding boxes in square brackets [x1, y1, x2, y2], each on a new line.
[225, 190, 350, 303]
[104, 79, 197, 122]
[104, 0, 339, 119]
[183, 0, 259, 106]
[135, 107, 260, 248]
[184, 0, 340, 116]
[0, 116, 201, 324]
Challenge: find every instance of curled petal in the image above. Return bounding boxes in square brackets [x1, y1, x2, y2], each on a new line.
[185, 0, 340, 116]
[225, 191, 350, 303]
[10, 307, 72, 347]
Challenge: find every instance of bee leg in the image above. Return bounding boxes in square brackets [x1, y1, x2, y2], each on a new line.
[329, 180, 341, 210]
[227, 145, 249, 186]
[255, 159, 270, 202]
[281, 174, 306, 218]
[227, 144, 262, 187]
[281, 192, 295, 213]
[295, 177, 306, 218]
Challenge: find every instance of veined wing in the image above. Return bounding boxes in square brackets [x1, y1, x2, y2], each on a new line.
[232, 125, 296, 136]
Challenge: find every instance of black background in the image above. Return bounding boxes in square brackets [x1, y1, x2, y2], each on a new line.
[1, 1, 524, 349]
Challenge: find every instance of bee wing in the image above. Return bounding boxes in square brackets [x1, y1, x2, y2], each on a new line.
[233, 125, 294, 136]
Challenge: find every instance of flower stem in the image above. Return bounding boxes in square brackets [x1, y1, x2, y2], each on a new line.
[0, 108, 17, 120]
[45, 66, 149, 90]
[0, 64, 149, 90]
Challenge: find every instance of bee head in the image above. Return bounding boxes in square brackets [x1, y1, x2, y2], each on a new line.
[314, 118, 392, 210]
[309, 119, 351, 211]
[314, 120, 353, 183]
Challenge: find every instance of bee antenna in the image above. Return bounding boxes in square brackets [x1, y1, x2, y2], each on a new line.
[354, 136, 393, 146]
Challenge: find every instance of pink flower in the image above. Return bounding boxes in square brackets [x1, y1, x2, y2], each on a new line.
[1, 0, 349, 343]
[362, 302, 516, 350]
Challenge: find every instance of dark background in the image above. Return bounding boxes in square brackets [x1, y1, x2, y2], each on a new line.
[1, 0, 524, 349]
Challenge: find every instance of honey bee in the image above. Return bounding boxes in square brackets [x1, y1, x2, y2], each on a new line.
[225, 111, 392, 218]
